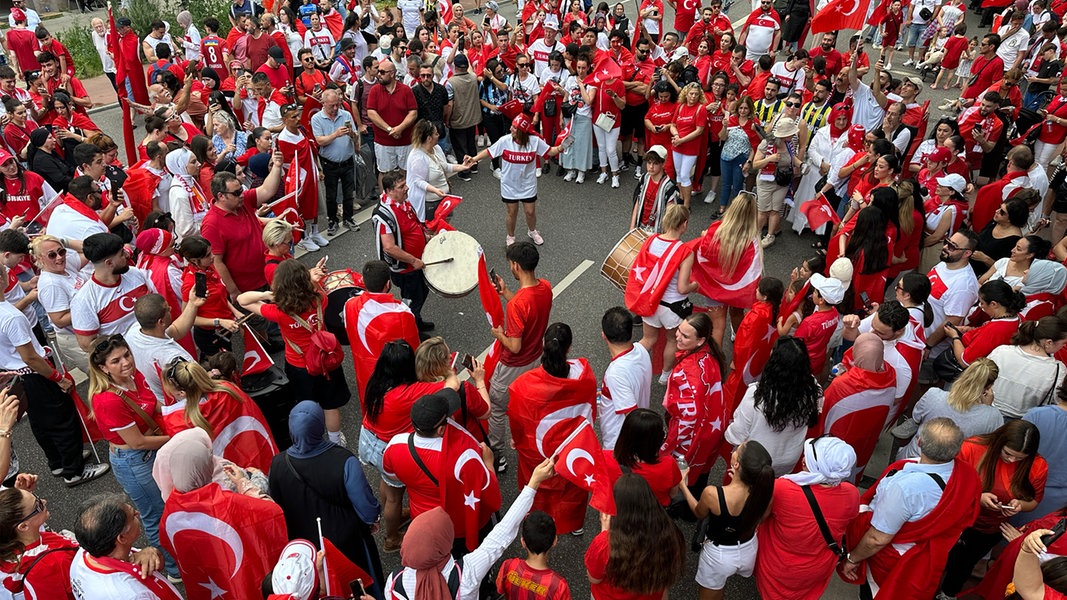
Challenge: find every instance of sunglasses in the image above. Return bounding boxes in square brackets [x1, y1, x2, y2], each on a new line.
[91, 333, 125, 357]
[45, 247, 67, 260]
[785, 101, 800, 108]
[517, 63, 530, 67]
[17, 495, 44, 525]
[165, 357, 188, 383]
[943, 238, 961, 251]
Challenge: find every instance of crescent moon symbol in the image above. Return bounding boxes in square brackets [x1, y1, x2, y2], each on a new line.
[163, 510, 245, 578]
[454, 448, 492, 491]
[840, 0, 860, 17]
[357, 299, 414, 354]
[118, 294, 137, 312]
[718, 241, 764, 291]
[565, 448, 595, 475]
[213, 415, 278, 458]
[535, 403, 594, 457]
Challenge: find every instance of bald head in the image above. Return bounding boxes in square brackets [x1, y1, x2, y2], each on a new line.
[852, 332, 885, 372]
[918, 417, 964, 463]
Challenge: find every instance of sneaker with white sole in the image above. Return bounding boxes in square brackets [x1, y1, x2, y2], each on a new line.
[51, 467, 63, 476]
[596, 172, 609, 184]
[576, 172, 585, 184]
[564, 170, 576, 182]
[64, 463, 110, 487]
[528, 230, 544, 245]
[310, 231, 330, 246]
[570, 528, 585, 536]
[704, 190, 717, 204]
[633, 165, 643, 179]
[760, 233, 776, 248]
[658, 371, 669, 384]
[506, 235, 515, 246]
[296, 238, 320, 253]
[493, 168, 502, 179]
[611, 175, 620, 188]
[903, 59, 914, 66]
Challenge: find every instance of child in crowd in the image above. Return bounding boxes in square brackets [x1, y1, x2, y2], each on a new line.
[497, 511, 571, 600]
[794, 273, 845, 376]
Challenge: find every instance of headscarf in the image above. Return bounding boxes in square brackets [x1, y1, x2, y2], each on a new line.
[153, 429, 219, 497]
[782, 436, 857, 486]
[200, 66, 221, 91]
[852, 332, 885, 372]
[166, 147, 210, 213]
[846, 124, 866, 153]
[400, 507, 455, 600]
[829, 103, 852, 138]
[1022, 260, 1067, 295]
[287, 400, 334, 459]
[29, 127, 50, 149]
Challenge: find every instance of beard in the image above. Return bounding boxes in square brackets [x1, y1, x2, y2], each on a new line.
[112, 263, 130, 276]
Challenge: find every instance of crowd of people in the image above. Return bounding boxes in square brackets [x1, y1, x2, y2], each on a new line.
[0, 0, 1066, 597]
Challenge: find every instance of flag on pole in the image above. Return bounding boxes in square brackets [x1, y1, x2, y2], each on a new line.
[811, 0, 871, 33]
[241, 325, 275, 376]
[799, 194, 842, 231]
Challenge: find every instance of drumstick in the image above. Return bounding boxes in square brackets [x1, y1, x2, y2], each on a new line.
[422, 257, 455, 267]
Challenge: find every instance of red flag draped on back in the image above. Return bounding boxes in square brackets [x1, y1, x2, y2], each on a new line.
[242, 324, 275, 376]
[624, 234, 692, 317]
[817, 365, 897, 483]
[553, 420, 607, 492]
[323, 10, 344, 39]
[688, 222, 762, 308]
[122, 165, 162, 227]
[508, 359, 597, 533]
[161, 483, 288, 600]
[811, 0, 872, 33]
[799, 195, 842, 231]
[584, 54, 623, 85]
[722, 301, 778, 412]
[300, 96, 322, 133]
[441, 421, 502, 550]
[438, 0, 454, 23]
[108, 6, 143, 165]
[343, 291, 420, 402]
[277, 127, 320, 220]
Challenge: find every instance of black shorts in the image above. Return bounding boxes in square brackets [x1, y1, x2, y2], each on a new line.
[621, 102, 650, 139]
[502, 196, 537, 204]
[284, 361, 352, 410]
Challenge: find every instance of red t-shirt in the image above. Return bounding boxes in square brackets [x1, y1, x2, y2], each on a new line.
[496, 558, 571, 600]
[381, 434, 444, 517]
[672, 102, 704, 155]
[362, 380, 445, 440]
[180, 265, 230, 320]
[256, 63, 293, 91]
[366, 82, 418, 146]
[941, 35, 968, 69]
[91, 372, 159, 445]
[200, 189, 268, 292]
[1, 171, 44, 222]
[640, 177, 661, 227]
[502, 280, 553, 367]
[961, 316, 1020, 364]
[644, 99, 675, 150]
[604, 453, 682, 506]
[593, 79, 626, 123]
[584, 531, 664, 600]
[200, 35, 228, 74]
[6, 29, 40, 73]
[795, 307, 840, 373]
[963, 55, 1005, 99]
[263, 252, 292, 284]
[746, 70, 771, 101]
[959, 438, 1048, 532]
[259, 295, 327, 369]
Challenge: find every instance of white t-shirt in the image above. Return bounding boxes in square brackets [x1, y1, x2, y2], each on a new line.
[4, 270, 35, 327]
[46, 204, 108, 243]
[744, 12, 780, 59]
[304, 28, 336, 63]
[645, 236, 685, 302]
[527, 39, 565, 79]
[70, 269, 156, 338]
[769, 62, 806, 95]
[996, 25, 1030, 68]
[911, 0, 938, 24]
[142, 33, 175, 58]
[939, 2, 965, 28]
[487, 135, 551, 200]
[990, 344, 1067, 417]
[397, 0, 423, 36]
[70, 548, 181, 600]
[927, 262, 980, 332]
[125, 323, 194, 401]
[508, 73, 541, 106]
[851, 83, 885, 131]
[91, 30, 116, 74]
[598, 344, 652, 450]
[38, 259, 90, 335]
[0, 301, 43, 370]
[563, 75, 591, 117]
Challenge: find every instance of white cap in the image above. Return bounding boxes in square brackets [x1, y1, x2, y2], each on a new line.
[271, 539, 318, 600]
[646, 145, 668, 160]
[809, 273, 846, 305]
[543, 14, 560, 30]
[829, 257, 853, 284]
[936, 173, 967, 194]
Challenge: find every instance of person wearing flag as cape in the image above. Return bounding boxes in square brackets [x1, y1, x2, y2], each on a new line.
[629, 144, 680, 232]
[277, 103, 331, 252]
[625, 203, 698, 384]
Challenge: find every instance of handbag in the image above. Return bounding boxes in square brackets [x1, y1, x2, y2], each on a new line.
[660, 297, 694, 319]
[113, 387, 163, 436]
[968, 57, 994, 87]
[932, 347, 965, 383]
[919, 6, 933, 19]
[595, 111, 617, 131]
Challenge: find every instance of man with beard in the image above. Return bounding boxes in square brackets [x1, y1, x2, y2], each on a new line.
[923, 229, 980, 352]
[71, 232, 156, 350]
[47, 176, 133, 246]
[808, 33, 843, 77]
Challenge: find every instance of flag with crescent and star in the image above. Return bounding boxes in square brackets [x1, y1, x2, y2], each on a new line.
[553, 420, 606, 493]
[817, 363, 898, 483]
[721, 301, 779, 413]
[810, 0, 871, 33]
[799, 194, 842, 233]
[427, 195, 463, 232]
[242, 324, 275, 377]
[477, 247, 506, 385]
[441, 420, 502, 550]
[688, 221, 763, 308]
[343, 291, 420, 401]
[161, 482, 288, 600]
[584, 53, 623, 85]
[624, 234, 693, 317]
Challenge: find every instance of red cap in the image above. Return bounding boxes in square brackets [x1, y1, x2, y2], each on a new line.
[10, 8, 25, 23]
[927, 146, 951, 163]
[512, 113, 535, 134]
[0, 149, 14, 166]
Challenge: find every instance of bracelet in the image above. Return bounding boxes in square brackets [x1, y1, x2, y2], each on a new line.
[845, 552, 858, 565]
[0, 430, 10, 439]
[214, 318, 221, 328]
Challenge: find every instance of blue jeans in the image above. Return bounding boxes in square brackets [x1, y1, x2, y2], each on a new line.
[110, 447, 179, 577]
[719, 153, 748, 208]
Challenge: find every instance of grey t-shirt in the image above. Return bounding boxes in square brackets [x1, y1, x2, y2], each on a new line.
[897, 388, 1003, 459]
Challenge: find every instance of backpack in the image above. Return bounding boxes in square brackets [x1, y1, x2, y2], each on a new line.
[149, 60, 172, 84]
[285, 300, 344, 377]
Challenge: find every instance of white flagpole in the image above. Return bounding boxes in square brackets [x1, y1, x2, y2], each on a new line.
[317, 517, 331, 597]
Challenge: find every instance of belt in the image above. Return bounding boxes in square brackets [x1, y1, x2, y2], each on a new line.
[320, 155, 354, 167]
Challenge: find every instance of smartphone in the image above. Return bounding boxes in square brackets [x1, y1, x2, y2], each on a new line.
[462, 353, 475, 371]
[349, 579, 367, 598]
[946, 322, 962, 335]
[859, 291, 872, 309]
[194, 272, 208, 299]
[1043, 518, 1066, 546]
[489, 267, 501, 290]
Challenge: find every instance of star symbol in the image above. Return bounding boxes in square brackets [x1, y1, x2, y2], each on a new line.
[464, 491, 480, 510]
[200, 577, 227, 599]
[584, 474, 596, 487]
[762, 325, 775, 342]
[632, 266, 647, 282]
[710, 417, 722, 431]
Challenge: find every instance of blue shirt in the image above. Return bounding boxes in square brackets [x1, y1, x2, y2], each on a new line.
[298, 3, 318, 27]
[1025, 405, 1067, 489]
[869, 460, 955, 535]
[311, 109, 356, 163]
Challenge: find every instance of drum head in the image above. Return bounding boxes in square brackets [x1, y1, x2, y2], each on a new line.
[423, 230, 481, 298]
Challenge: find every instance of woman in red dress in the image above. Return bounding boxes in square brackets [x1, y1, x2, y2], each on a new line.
[0, 150, 49, 225]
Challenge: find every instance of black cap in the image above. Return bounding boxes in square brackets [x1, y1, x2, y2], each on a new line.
[116, 17, 132, 27]
[338, 37, 356, 51]
[410, 388, 461, 433]
[453, 54, 469, 69]
[268, 46, 285, 60]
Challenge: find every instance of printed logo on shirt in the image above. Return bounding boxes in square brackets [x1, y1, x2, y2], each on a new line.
[97, 283, 151, 325]
[502, 149, 537, 164]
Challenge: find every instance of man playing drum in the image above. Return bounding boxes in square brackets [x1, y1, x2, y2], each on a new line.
[373, 171, 434, 332]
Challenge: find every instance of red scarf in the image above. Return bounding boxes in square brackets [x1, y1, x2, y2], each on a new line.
[61, 194, 104, 224]
[90, 555, 183, 600]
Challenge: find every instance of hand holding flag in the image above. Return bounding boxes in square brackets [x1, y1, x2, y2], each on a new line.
[799, 194, 842, 231]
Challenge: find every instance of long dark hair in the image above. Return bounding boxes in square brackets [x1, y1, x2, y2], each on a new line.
[613, 409, 666, 468]
[680, 312, 727, 374]
[0, 488, 27, 561]
[758, 277, 784, 323]
[606, 474, 685, 593]
[753, 337, 820, 431]
[734, 440, 775, 540]
[541, 322, 572, 378]
[363, 340, 417, 421]
[975, 420, 1041, 501]
[270, 260, 319, 314]
[845, 206, 890, 274]
[900, 271, 934, 328]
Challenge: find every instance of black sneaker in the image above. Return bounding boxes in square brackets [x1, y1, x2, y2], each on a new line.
[342, 218, 359, 230]
[64, 463, 110, 487]
[417, 320, 435, 332]
[470, 164, 479, 174]
[458, 173, 472, 182]
[494, 454, 508, 473]
[327, 220, 339, 235]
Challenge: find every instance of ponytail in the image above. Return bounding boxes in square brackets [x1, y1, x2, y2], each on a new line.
[1011, 316, 1067, 346]
[759, 277, 784, 323]
[541, 322, 573, 378]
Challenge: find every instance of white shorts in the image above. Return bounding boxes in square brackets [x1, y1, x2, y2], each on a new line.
[674, 152, 697, 187]
[375, 144, 411, 172]
[643, 302, 684, 330]
[695, 535, 758, 590]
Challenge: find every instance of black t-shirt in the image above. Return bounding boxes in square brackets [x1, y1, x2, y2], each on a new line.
[1030, 58, 1063, 95]
[971, 221, 1021, 276]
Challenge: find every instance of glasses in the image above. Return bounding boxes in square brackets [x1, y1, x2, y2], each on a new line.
[91, 333, 125, 357]
[996, 207, 1007, 215]
[517, 63, 530, 68]
[302, 57, 315, 62]
[785, 101, 800, 108]
[943, 238, 961, 251]
[17, 495, 44, 525]
[220, 187, 243, 198]
[45, 248, 66, 260]
[165, 357, 188, 382]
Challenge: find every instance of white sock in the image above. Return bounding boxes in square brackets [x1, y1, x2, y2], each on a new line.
[327, 430, 341, 443]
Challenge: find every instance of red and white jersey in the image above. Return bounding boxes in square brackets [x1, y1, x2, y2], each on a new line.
[70, 548, 182, 600]
[382, 432, 445, 518]
[487, 135, 551, 200]
[4, 268, 36, 327]
[741, 9, 781, 57]
[199, 35, 227, 75]
[70, 269, 155, 338]
[927, 262, 979, 334]
[303, 28, 336, 63]
[0, 531, 77, 600]
[527, 38, 565, 79]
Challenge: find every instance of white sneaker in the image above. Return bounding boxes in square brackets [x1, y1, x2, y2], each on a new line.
[704, 190, 716, 204]
[658, 371, 669, 384]
[596, 172, 609, 184]
[310, 231, 330, 247]
[576, 172, 585, 184]
[903, 59, 914, 66]
[527, 229, 544, 245]
[564, 170, 576, 182]
[536, 167, 542, 177]
[296, 238, 321, 252]
[633, 165, 643, 180]
[938, 101, 955, 110]
[505, 235, 515, 246]
[611, 175, 620, 188]
[883, 62, 892, 70]
[760, 233, 776, 248]
[493, 168, 502, 179]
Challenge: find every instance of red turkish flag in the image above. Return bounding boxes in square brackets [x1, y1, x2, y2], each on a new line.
[343, 291, 420, 402]
[817, 364, 898, 483]
[721, 301, 778, 412]
[477, 247, 505, 328]
[811, 0, 871, 33]
[121, 166, 161, 229]
[158, 383, 278, 474]
[799, 194, 842, 231]
[482, 340, 502, 389]
[624, 234, 692, 317]
[499, 99, 524, 119]
[300, 96, 322, 133]
[442, 421, 502, 550]
[277, 127, 320, 221]
[161, 483, 288, 600]
[554, 120, 573, 147]
[242, 324, 275, 376]
[321, 536, 373, 595]
[426, 194, 463, 232]
[437, 0, 454, 23]
[688, 222, 763, 308]
[584, 55, 623, 85]
[553, 420, 605, 492]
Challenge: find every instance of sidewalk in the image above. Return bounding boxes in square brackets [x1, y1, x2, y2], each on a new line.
[84, 74, 117, 112]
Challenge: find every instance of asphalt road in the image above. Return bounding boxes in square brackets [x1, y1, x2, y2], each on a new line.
[20, 0, 988, 597]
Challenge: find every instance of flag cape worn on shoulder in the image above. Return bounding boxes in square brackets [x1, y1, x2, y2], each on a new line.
[800, 194, 842, 231]
[441, 420, 502, 550]
[242, 324, 275, 376]
[689, 222, 762, 308]
[663, 349, 725, 482]
[624, 234, 692, 317]
[343, 291, 420, 402]
[277, 126, 320, 220]
[477, 247, 505, 328]
[300, 96, 322, 133]
[811, 0, 872, 33]
[971, 512, 1067, 599]
[122, 166, 161, 227]
[584, 54, 623, 85]
[92, 553, 184, 600]
[161, 483, 288, 600]
[722, 301, 778, 412]
[818, 365, 897, 482]
[841, 458, 981, 598]
[323, 10, 344, 39]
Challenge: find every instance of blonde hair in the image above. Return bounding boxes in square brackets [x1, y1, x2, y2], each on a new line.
[946, 357, 999, 413]
[896, 181, 916, 237]
[661, 203, 690, 234]
[28, 235, 63, 267]
[163, 359, 245, 438]
[262, 218, 295, 248]
[681, 82, 706, 106]
[712, 192, 760, 274]
[415, 336, 450, 381]
[87, 334, 131, 416]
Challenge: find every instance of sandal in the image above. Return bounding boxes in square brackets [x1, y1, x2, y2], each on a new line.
[811, 241, 826, 250]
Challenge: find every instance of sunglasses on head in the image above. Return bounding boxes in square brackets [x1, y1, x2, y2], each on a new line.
[165, 357, 188, 383]
[91, 333, 125, 358]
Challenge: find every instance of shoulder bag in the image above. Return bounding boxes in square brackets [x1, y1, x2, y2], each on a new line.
[113, 387, 163, 436]
[801, 485, 847, 559]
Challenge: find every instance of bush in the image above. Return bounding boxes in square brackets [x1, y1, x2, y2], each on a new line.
[56, 22, 103, 79]
[189, 0, 233, 37]
[124, 0, 231, 46]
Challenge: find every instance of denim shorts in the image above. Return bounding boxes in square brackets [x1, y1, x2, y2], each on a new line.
[357, 427, 389, 475]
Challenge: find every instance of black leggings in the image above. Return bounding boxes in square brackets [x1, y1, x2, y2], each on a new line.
[939, 526, 1003, 596]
